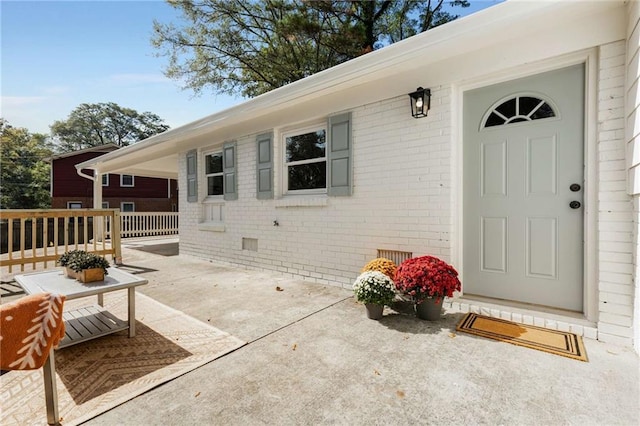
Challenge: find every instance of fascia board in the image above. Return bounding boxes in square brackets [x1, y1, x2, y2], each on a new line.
[45, 143, 120, 162]
[107, 168, 177, 180]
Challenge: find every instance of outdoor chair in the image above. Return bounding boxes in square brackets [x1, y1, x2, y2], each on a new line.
[1, 292, 66, 425]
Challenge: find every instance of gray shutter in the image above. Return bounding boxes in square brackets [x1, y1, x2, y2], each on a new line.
[186, 149, 197, 203]
[256, 132, 273, 199]
[223, 141, 237, 201]
[327, 112, 352, 196]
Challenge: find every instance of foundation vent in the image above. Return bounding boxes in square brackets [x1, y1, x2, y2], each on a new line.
[242, 238, 258, 252]
[376, 249, 413, 266]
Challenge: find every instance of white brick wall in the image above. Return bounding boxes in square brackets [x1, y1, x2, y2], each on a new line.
[179, 86, 454, 289]
[598, 40, 635, 346]
[626, 0, 640, 353]
[177, 40, 637, 347]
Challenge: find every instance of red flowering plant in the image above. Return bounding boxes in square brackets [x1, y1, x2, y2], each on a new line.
[394, 256, 461, 303]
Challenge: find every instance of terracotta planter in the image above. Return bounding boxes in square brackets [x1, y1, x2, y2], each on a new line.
[416, 297, 443, 321]
[77, 268, 105, 283]
[365, 303, 384, 320]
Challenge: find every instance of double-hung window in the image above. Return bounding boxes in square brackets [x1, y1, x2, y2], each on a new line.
[284, 125, 327, 194]
[205, 151, 224, 197]
[201, 150, 226, 230]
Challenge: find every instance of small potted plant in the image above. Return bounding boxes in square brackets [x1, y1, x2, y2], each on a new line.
[57, 250, 110, 283]
[352, 271, 397, 320]
[58, 250, 82, 278]
[394, 255, 461, 320]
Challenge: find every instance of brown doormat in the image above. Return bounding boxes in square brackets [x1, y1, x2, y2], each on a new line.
[456, 313, 588, 362]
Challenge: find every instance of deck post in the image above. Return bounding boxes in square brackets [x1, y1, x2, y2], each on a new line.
[112, 209, 122, 264]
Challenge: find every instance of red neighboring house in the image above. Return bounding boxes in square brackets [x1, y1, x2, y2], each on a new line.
[47, 144, 178, 212]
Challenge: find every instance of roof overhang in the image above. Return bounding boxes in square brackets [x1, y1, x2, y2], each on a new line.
[75, 0, 626, 179]
[45, 143, 120, 163]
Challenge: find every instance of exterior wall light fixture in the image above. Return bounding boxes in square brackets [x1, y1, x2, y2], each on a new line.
[408, 87, 431, 118]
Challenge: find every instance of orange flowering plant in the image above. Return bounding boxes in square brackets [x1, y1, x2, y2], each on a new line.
[394, 256, 461, 303]
[361, 257, 397, 280]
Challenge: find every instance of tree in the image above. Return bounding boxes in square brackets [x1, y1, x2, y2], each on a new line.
[0, 119, 53, 209]
[50, 102, 170, 152]
[377, 0, 471, 43]
[152, 0, 469, 98]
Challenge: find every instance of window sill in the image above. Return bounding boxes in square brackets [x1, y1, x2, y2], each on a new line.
[198, 222, 225, 232]
[275, 196, 328, 208]
[202, 197, 224, 204]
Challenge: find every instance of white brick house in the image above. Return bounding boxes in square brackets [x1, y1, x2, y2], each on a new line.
[78, 0, 640, 352]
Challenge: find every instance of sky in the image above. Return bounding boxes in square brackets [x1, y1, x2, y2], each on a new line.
[1, 0, 501, 135]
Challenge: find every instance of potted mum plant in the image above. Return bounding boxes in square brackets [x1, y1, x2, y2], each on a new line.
[58, 249, 110, 283]
[352, 271, 397, 320]
[394, 255, 461, 320]
[361, 257, 397, 280]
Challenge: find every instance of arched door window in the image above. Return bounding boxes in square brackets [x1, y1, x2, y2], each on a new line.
[482, 94, 557, 129]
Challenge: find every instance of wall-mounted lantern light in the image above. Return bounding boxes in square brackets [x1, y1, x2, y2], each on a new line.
[408, 87, 431, 118]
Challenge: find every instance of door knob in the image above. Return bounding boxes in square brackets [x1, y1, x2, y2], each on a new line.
[569, 201, 581, 209]
[570, 183, 581, 192]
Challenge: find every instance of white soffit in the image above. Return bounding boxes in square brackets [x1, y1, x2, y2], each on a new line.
[77, 0, 625, 176]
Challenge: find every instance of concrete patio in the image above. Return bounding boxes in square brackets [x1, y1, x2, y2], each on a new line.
[3, 237, 640, 425]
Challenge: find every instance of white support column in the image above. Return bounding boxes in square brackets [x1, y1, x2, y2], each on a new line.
[93, 173, 103, 209]
[94, 173, 104, 241]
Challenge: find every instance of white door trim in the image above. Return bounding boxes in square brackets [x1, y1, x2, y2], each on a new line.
[453, 48, 598, 322]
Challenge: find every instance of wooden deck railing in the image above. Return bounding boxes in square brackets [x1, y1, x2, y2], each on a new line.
[117, 212, 179, 239]
[0, 209, 122, 274]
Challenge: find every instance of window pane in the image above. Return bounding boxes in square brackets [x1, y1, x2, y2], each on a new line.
[208, 175, 223, 196]
[286, 130, 326, 162]
[519, 97, 541, 116]
[530, 102, 555, 120]
[485, 112, 504, 127]
[122, 175, 133, 186]
[206, 153, 223, 174]
[288, 161, 326, 190]
[122, 203, 135, 212]
[495, 98, 516, 118]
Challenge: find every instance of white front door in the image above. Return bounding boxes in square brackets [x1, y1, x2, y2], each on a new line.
[463, 64, 585, 312]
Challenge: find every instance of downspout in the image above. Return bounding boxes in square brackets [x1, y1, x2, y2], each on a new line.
[75, 167, 103, 209]
[76, 166, 104, 242]
[49, 162, 54, 200]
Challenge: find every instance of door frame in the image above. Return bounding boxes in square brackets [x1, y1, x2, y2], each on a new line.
[454, 48, 598, 321]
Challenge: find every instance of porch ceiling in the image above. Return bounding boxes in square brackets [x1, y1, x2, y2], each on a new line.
[75, 0, 625, 179]
[87, 152, 179, 180]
